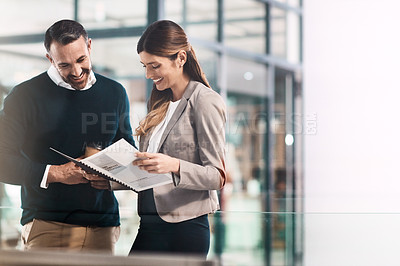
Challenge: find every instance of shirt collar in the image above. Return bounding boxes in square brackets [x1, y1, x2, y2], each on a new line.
[47, 64, 96, 91]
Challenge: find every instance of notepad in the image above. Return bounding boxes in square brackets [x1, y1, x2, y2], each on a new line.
[50, 138, 173, 192]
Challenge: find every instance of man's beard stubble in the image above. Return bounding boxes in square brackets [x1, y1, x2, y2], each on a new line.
[64, 67, 91, 90]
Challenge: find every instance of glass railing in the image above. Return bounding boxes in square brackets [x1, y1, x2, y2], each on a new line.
[2, 205, 400, 266]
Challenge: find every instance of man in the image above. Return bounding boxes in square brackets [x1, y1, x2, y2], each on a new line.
[0, 19, 135, 253]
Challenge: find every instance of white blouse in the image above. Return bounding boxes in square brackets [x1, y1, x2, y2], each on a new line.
[147, 100, 181, 153]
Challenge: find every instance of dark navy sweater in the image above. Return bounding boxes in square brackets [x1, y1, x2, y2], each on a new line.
[0, 72, 135, 226]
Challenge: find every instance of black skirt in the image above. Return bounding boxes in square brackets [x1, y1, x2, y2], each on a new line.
[129, 189, 210, 257]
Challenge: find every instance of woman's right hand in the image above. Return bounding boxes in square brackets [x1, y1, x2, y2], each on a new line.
[133, 152, 180, 174]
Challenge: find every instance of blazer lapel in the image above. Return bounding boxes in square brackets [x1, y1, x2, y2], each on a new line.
[156, 81, 197, 152]
[139, 133, 150, 152]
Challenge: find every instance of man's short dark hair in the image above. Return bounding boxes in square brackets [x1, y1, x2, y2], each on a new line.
[44, 19, 88, 52]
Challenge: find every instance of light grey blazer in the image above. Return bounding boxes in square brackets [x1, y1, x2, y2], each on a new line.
[139, 80, 227, 223]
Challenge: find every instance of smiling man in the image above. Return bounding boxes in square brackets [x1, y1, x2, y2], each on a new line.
[0, 20, 135, 253]
[45, 21, 93, 91]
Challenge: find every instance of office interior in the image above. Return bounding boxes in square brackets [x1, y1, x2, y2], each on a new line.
[0, 0, 303, 265]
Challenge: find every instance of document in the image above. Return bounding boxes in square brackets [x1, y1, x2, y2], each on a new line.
[50, 138, 173, 192]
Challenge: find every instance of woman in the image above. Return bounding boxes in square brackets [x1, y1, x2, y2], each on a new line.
[130, 20, 226, 257]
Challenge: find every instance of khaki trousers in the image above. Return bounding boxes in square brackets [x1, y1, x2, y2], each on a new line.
[21, 219, 120, 254]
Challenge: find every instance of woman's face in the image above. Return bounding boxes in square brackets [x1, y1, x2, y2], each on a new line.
[139, 51, 183, 92]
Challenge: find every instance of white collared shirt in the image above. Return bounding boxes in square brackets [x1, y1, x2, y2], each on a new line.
[41, 65, 97, 189]
[147, 100, 181, 153]
[47, 64, 96, 91]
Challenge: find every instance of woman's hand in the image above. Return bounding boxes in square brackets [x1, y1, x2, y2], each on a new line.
[133, 152, 180, 174]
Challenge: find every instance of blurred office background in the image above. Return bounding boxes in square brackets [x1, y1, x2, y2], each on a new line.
[3, 0, 400, 265]
[0, 1, 303, 265]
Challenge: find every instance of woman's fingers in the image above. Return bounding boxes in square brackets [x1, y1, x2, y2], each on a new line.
[132, 152, 178, 174]
[136, 152, 160, 159]
[133, 152, 156, 166]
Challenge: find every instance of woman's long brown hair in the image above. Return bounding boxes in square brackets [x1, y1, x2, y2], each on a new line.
[135, 20, 210, 138]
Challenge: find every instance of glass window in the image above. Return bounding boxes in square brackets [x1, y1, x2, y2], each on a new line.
[79, 0, 147, 28]
[185, 0, 218, 42]
[193, 47, 218, 90]
[270, 7, 301, 63]
[225, 0, 266, 54]
[0, 0, 74, 36]
[221, 92, 267, 265]
[226, 56, 268, 97]
[0, 43, 48, 87]
[90, 37, 141, 79]
[269, 67, 297, 264]
[287, 11, 301, 63]
[165, 0, 218, 42]
[164, 0, 184, 23]
[216, 56, 268, 265]
[270, 7, 286, 59]
[275, 0, 301, 8]
[89, 36, 148, 148]
[288, 0, 301, 8]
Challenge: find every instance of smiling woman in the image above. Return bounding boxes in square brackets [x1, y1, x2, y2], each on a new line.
[139, 51, 189, 100]
[129, 20, 226, 258]
[135, 20, 211, 137]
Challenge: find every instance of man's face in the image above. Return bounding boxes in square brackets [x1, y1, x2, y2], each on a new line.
[46, 36, 92, 90]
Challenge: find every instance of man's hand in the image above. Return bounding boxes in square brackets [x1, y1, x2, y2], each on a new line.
[47, 161, 89, 185]
[85, 175, 111, 190]
[82, 146, 111, 190]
